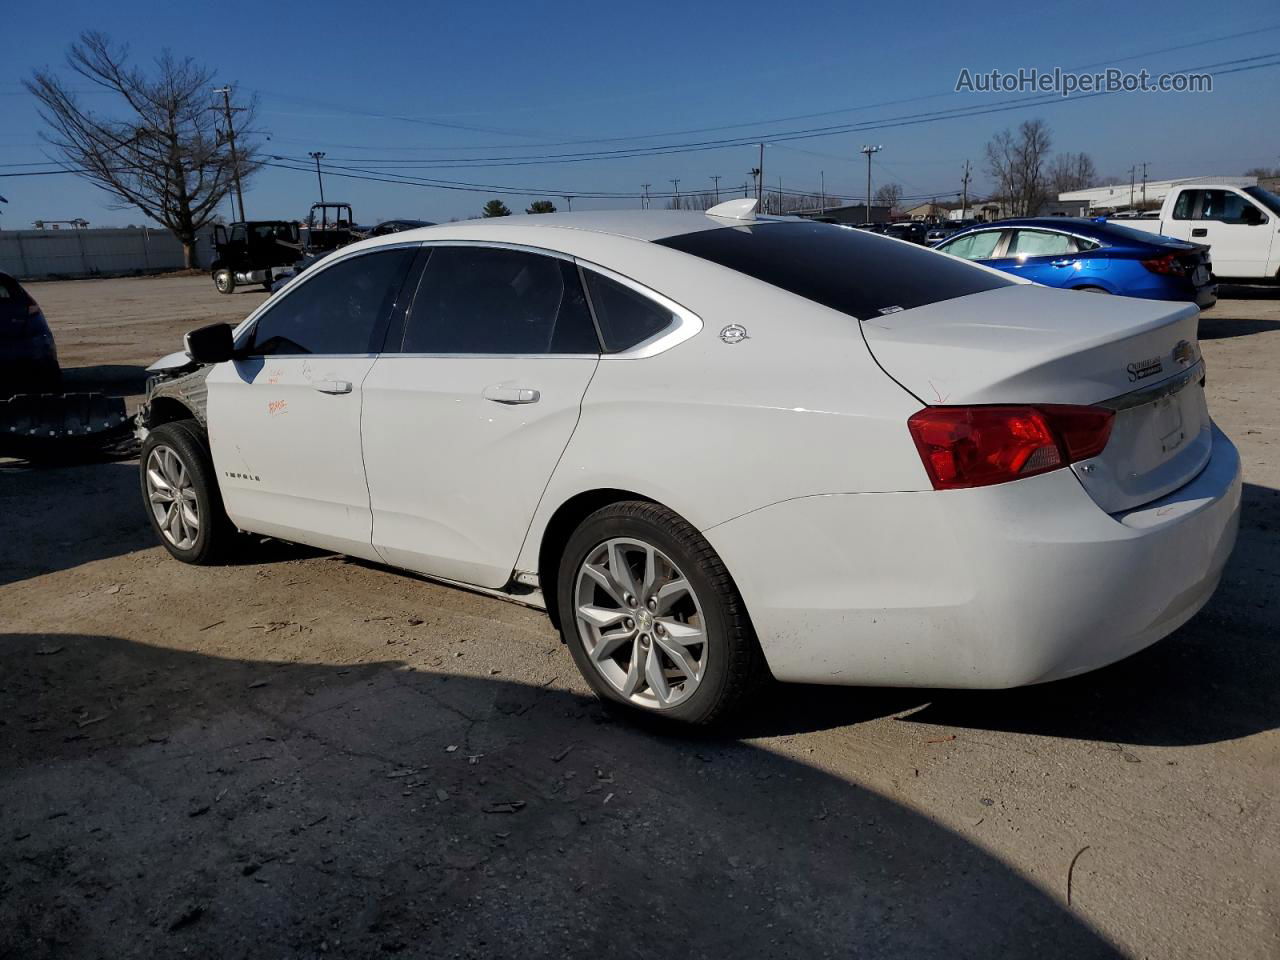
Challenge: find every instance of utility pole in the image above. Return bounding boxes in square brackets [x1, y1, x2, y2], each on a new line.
[1128, 165, 1136, 211]
[860, 144, 882, 224]
[212, 86, 246, 221]
[1140, 162, 1149, 210]
[562, 195, 574, 211]
[960, 159, 971, 219]
[757, 143, 765, 208]
[309, 151, 327, 203]
[669, 179, 680, 209]
[748, 168, 760, 204]
[710, 175, 721, 203]
[641, 184, 650, 210]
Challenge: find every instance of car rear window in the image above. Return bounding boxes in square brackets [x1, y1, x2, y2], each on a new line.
[655, 220, 1013, 320]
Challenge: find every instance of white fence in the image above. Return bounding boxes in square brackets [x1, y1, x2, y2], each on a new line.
[0, 226, 216, 280]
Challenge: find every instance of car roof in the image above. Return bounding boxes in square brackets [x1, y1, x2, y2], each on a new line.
[356, 209, 791, 247]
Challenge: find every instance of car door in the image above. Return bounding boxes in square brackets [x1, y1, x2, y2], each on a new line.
[1184, 189, 1273, 277]
[205, 245, 418, 558]
[1000, 229, 1084, 287]
[361, 243, 601, 589]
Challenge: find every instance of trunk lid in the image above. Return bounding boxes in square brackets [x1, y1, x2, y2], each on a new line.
[861, 284, 1210, 513]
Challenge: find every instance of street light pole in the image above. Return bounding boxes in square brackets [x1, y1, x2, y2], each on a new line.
[860, 144, 882, 224]
[309, 152, 327, 204]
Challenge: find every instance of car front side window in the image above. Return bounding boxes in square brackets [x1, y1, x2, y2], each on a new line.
[247, 247, 415, 356]
[398, 246, 599, 355]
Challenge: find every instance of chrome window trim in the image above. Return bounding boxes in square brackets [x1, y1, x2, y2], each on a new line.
[1100, 359, 1205, 411]
[574, 259, 703, 359]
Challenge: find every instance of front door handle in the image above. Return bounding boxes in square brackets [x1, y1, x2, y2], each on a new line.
[1191, 228, 1208, 237]
[1050, 259, 1075, 267]
[311, 379, 352, 394]
[482, 384, 540, 404]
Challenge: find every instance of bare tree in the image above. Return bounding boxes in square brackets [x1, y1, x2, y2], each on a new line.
[1047, 152, 1098, 195]
[985, 119, 1053, 216]
[26, 32, 260, 268]
[874, 182, 904, 213]
[1245, 166, 1280, 179]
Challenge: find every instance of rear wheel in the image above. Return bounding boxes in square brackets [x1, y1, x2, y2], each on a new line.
[1076, 285, 1111, 294]
[140, 420, 236, 564]
[213, 268, 235, 294]
[556, 501, 766, 726]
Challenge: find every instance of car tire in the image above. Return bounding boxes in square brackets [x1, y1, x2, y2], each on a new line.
[556, 500, 767, 726]
[139, 420, 236, 564]
[213, 268, 236, 294]
[1076, 285, 1111, 294]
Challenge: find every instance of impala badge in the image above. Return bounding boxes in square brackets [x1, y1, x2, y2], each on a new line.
[1172, 340, 1195, 368]
[719, 323, 749, 344]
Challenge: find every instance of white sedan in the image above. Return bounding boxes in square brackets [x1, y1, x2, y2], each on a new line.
[137, 199, 1241, 724]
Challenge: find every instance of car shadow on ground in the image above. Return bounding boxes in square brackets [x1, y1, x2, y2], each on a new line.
[0, 631, 1121, 960]
[1215, 283, 1280, 300]
[1198, 316, 1280, 340]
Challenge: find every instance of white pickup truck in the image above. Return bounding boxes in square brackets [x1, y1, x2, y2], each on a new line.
[1111, 183, 1280, 282]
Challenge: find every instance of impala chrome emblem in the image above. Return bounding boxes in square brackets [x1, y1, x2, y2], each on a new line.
[1172, 340, 1195, 368]
[1127, 357, 1163, 382]
[719, 323, 749, 344]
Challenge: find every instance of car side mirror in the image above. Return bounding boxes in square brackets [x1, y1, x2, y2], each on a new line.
[184, 322, 236, 364]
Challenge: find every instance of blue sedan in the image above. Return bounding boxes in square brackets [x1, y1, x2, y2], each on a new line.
[934, 218, 1217, 308]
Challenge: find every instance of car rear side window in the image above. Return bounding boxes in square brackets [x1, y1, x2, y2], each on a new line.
[656, 221, 1014, 320]
[400, 246, 599, 355]
[1007, 230, 1075, 256]
[941, 230, 1004, 261]
[248, 247, 414, 356]
[581, 270, 677, 352]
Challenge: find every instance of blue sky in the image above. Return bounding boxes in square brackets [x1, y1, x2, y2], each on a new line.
[2, 0, 1278, 227]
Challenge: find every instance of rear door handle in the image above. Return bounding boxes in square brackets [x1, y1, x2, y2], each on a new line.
[1191, 228, 1208, 237]
[311, 379, 352, 394]
[482, 384, 540, 404]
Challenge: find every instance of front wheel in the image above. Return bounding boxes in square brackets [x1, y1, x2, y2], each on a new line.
[213, 268, 236, 294]
[139, 420, 236, 564]
[556, 501, 766, 725]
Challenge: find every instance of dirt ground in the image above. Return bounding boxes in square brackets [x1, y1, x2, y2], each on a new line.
[2, 275, 1278, 959]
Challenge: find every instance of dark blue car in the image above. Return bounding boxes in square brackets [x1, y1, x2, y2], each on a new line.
[0, 271, 59, 394]
[934, 218, 1216, 308]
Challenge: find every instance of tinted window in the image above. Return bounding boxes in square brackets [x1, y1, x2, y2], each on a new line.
[400, 247, 598, 355]
[1007, 230, 1075, 257]
[582, 271, 677, 352]
[941, 230, 1004, 260]
[1172, 190, 1195, 220]
[248, 248, 414, 356]
[658, 222, 1013, 320]
[1198, 189, 1250, 223]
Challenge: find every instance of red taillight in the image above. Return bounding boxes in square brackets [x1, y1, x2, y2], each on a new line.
[907, 404, 1115, 490]
[1141, 252, 1186, 276]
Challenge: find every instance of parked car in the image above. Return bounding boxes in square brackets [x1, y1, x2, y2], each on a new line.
[1104, 183, 1280, 281]
[883, 221, 929, 245]
[210, 220, 302, 294]
[0, 271, 59, 392]
[136, 200, 1240, 725]
[368, 219, 437, 237]
[926, 223, 959, 244]
[935, 218, 1217, 307]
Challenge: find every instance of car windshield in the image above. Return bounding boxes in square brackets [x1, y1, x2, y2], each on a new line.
[1244, 186, 1280, 216]
[655, 220, 1013, 320]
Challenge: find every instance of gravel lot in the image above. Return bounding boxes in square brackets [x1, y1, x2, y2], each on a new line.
[3, 275, 1278, 959]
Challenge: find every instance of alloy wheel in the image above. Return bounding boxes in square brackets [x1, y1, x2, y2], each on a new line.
[573, 537, 708, 709]
[145, 444, 200, 550]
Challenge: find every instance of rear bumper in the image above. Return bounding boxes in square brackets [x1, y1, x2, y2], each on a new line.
[704, 424, 1241, 688]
